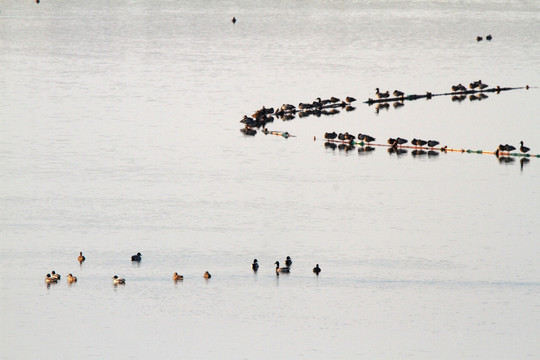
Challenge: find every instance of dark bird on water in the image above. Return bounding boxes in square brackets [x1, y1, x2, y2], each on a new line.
[252, 259, 259, 271]
[131, 252, 142, 261]
[486, 34, 492, 41]
[285, 256, 292, 267]
[232, 17, 236, 24]
[313, 264, 321, 275]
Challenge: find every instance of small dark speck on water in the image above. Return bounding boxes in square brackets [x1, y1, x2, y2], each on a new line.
[232, 17, 236, 24]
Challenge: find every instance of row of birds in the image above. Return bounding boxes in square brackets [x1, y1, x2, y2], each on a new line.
[477, 34, 493, 42]
[45, 253, 322, 286]
[240, 96, 357, 129]
[323, 132, 441, 149]
[496, 142, 530, 156]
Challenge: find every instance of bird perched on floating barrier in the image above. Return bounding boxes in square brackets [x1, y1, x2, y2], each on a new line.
[324, 132, 337, 140]
[520, 141, 530, 154]
[345, 96, 356, 103]
[393, 90, 404, 98]
[375, 88, 390, 99]
[427, 140, 439, 148]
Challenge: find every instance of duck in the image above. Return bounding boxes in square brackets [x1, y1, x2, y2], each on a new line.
[275, 261, 290, 273]
[252, 259, 259, 271]
[324, 132, 337, 140]
[204, 271, 211, 279]
[505, 144, 516, 152]
[67, 274, 77, 283]
[486, 34, 492, 41]
[363, 135, 376, 144]
[393, 90, 404, 98]
[478, 81, 488, 91]
[232, 17, 236, 24]
[345, 96, 356, 103]
[131, 252, 142, 261]
[520, 141, 530, 154]
[313, 264, 321, 275]
[427, 140, 439, 148]
[396, 137, 408, 145]
[375, 88, 390, 99]
[78, 251, 85, 263]
[285, 256, 292, 267]
[412, 138, 427, 147]
[51, 271, 61, 280]
[173, 272, 184, 281]
[112, 275, 125, 285]
[476, 36, 483, 42]
[45, 274, 57, 284]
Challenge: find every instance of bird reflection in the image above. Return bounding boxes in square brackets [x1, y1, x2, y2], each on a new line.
[324, 142, 337, 150]
[412, 149, 426, 157]
[520, 157, 530, 171]
[388, 148, 407, 156]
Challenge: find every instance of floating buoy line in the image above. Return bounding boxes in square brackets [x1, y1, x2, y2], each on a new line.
[238, 82, 536, 161]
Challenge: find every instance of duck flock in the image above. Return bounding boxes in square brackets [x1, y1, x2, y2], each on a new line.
[44, 253, 321, 286]
[238, 81, 536, 162]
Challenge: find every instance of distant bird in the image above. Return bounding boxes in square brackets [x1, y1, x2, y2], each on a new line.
[313, 264, 321, 275]
[173, 272, 184, 281]
[520, 141, 530, 154]
[486, 34, 492, 41]
[393, 90, 404, 98]
[345, 96, 356, 103]
[78, 252, 85, 263]
[51, 271, 61, 280]
[427, 140, 439, 148]
[45, 274, 57, 284]
[375, 88, 390, 99]
[67, 274, 77, 283]
[396, 137, 408, 145]
[363, 135, 375, 144]
[469, 81, 480, 89]
[232, 17, 236, 24]
[275, 261, 290, 273]
[505, 144, 516, 152]
[477, 36, 483, 42]
[478, 81, 488, 91]
[204, 271, 212, 279]
[252, 259, 259, 272]
[285, 256, 292, 267]
[412, 138, 428, 147]
[112, 275, 125, 285]
[324, 132, 337, 140]
[131, 252, 142, 261]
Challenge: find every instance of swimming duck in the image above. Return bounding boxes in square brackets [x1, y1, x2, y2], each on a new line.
[45, 274, 57, 284]
[67, 274, 77, 283]
[486, 34, 492, 41]
[51, 271, 61, 280]
[232, 17, 236, 24]
[313, 264, 321, 275]
[476, 36, 483, 42]
[173, 272, 184, 281]
[78, 252, 85, 263]
[275, 261, 290, 273]
[520, 141, 530, 154]
[112, 275, 125, 284]
[285, 256, 292, 267]
[204, 271, 211, 279]
[131, 252, 142, 261]
[252, 259, 259, 271]
[375, 88, 390, 99]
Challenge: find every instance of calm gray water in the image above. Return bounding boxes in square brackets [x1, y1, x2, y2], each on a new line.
[1, 0, 539, 359]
